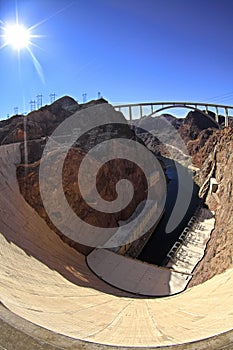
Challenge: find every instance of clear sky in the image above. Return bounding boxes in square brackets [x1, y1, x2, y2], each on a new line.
[0, 0, 233, 119]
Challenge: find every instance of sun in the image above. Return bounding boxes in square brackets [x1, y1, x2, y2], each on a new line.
[4, 24, 30, 50]
[3, 23, 31, 50]
[0, 18, 45, 82]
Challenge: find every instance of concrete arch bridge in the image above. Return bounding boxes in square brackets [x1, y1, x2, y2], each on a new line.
[114, 101, 233, 127]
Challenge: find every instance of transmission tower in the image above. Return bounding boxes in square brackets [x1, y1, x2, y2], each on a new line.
[29, 100, 36, 111]
[14, 107, 19, 115]
[36, 94, 43, 109]
[97, 92, 102, 99]
[82, 93, 87, 103]
[50, 93, 56, 103]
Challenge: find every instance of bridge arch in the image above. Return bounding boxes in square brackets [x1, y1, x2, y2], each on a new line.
[149, 104, 221, 129]
[114, 101, 232, 127]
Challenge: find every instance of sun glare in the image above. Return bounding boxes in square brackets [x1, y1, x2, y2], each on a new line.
[3, 23, 30, 50]
[0, 2, 73, 83]
[0, 18, 45, 82]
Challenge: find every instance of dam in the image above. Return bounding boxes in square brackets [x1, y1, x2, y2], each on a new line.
[1, 140, 233, 348]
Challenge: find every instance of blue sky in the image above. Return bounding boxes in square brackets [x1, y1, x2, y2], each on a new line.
[0, 0, 233, 119]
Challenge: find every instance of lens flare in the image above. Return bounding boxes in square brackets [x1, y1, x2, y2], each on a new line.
[0, 19, 45, 83]
[0, 2, 75, 83]
[3, 23, 30, 50]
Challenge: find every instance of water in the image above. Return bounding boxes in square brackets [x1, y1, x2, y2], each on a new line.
[138, 157, 200, 265]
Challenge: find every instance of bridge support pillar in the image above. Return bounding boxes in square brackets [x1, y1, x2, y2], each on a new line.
[215, 107, 219, 123]
[129, 106, 132, 122]
[225, 108, 229, 127]
[139, 105, 143, 119]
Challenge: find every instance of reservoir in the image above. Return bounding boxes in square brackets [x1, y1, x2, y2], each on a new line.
[138, 157, 200, 265]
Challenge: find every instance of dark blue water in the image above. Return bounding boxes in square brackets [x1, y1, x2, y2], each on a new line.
[138, 157, 200, 265]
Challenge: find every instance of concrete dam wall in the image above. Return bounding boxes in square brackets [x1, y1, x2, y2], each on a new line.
[0, 143, 233, 348]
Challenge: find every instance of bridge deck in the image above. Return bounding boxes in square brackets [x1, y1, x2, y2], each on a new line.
[114, 101, 233, 127]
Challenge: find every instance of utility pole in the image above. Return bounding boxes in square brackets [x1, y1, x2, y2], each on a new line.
[29, 100, 36, 111]
[49, 93, 56, 103]
[36, 94, 43, 109]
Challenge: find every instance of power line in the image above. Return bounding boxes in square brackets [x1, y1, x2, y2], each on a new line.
[203, 91, 233, 103]
[214, 95, 233, 104]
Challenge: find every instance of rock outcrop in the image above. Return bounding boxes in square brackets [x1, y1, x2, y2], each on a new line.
[15, 99, 149, 254]
[189, 127, 233, 286]
[178, 110, 218, 144]
[134, 110, 233, 286]
[17, 146, 148, 254]
[134, 110, 220, 166]
[178, 110, 221, 167]
[0, 96, 108, 145]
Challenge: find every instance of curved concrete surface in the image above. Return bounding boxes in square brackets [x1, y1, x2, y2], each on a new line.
[87, 211, 215, 296]
[87, 249, 192, 296]
[2, 304, 233, 350]
[0, 143, 233, 348]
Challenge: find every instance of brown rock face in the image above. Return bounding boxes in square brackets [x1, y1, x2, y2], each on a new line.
[189, 127, 233, 286]
[133, 110, 220, 165]
[177, 111, 219, 165]
[179, 110, 218, 140]
[15, 100, 154, 254]
[17, 145, 148, 254]
[0, 96, 108, 145]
